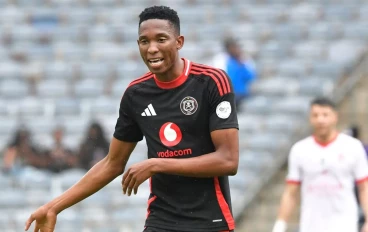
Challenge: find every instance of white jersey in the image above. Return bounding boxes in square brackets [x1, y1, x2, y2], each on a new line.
[287, 133, 368, 232]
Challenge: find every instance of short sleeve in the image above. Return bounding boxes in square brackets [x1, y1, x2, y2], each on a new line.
[207, 69, 239, 132]
[113, 90, 143, 142]
[286, 145, 302, 184]
[354, 141, 368, 184]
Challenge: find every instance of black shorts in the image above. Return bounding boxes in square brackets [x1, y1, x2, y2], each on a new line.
[143, 227, 233, 232]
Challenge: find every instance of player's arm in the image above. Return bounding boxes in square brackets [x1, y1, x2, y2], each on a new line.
[25, 88, 142, 231]
[272, 144, 301, 232]
[358, 180, 368, 222]
[272, 183, 300, 232]
[25, 138, 136, 231]
[152, 128, 238, 177]
[354, 141, 368, 227]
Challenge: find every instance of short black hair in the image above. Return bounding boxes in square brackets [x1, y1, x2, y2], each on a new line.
[224, 37, 238, 50]
[310, 97, 337, 110]
[138, 6, 180, 34]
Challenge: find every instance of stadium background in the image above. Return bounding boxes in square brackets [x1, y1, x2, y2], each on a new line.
[0, 0, 367, 231]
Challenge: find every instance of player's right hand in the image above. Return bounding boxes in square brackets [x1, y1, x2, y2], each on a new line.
[25, 205, 57, 232]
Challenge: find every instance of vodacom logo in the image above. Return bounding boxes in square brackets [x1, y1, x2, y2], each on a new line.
[159, 122, 182, 147]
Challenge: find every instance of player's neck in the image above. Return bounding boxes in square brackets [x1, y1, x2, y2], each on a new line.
[313, 129, 339, 145]
[155, 58, 184, 82]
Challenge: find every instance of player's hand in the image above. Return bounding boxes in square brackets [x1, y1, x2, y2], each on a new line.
[361, 222, 368, 232]
[25, 205, 57, 232]
[122, 159, 157, 196]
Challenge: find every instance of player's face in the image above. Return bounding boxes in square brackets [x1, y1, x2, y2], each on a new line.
[138, 19, 184, 75]
[309, 104, 338, 137]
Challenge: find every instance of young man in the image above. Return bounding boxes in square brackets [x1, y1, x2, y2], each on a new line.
[25, 6, 239, 232]
[272, 97, 368, 232]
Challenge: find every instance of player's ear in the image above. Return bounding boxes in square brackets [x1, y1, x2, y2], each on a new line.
[176, 35, 184, 51]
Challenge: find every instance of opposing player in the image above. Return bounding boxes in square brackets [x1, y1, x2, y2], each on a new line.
[25, 6, 239, 232]
[272, 97, 368, 232]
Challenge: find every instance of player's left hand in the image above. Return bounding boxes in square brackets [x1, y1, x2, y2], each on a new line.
[361, 222, 368, 232]
[122, 159, 157, 196]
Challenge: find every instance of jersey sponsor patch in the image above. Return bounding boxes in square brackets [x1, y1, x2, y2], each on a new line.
[216, 101, 232, 119]
[159, 122, 182, 147]
[180, 96, 198, 115]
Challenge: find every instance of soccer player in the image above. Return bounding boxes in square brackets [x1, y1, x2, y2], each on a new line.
[272, 97, 368, 232]
[25, 6, 239, 232]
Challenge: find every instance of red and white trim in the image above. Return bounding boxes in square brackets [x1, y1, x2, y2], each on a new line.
[356, 176, 368, 185]
[287, 179, 301, 185]
[214, 177, 235, 230]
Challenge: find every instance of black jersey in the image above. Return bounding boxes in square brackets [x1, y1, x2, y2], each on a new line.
[114, 58, 238, 232]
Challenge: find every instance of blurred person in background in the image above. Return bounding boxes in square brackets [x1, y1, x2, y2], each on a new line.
[45, 127, 77, 173]
[272, 97, 368, 232]
[77, 122, 109, 171]
[2, 127, 48, 174]
[212, 37, 257, 111]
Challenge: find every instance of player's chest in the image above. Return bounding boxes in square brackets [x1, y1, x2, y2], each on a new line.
[131, 90, 208, 131]
[300, 147, 355, 176]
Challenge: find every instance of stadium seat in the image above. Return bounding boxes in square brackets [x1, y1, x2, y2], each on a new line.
[0, 190, 27, 208]
[264, 114, 300, 134]
[0, 5, 26, 25]
[288, 3, 321, 22]
[277, 59, 308, 77]
[74, 79, 105, 98]
[294, 41, 327, 59]
[252, 77, 299, 96]
[55, 98, 81, 116]
[272, 96, 311, 115]
[16, 167, 53, 190]
[324, 5, 356, 21]
[89, 96, 119, 116]
[298, 76, 334, 96]
[237, 114, 264, 133]
[311, 61, 345, 78]
[273, 24, 306, 41]
[0, 117, 18, 136]
[37, 79, 69, 99]
[308, 22, 343, 40]
[241, 96, 278, 114]
[57, 168, 87, 190]
[18, 97, 46, 116]
[0, 61, 21, 80]
[26, 116, 56, 134]
[79, 61, 112, 80]
[44, 60, 75, 80]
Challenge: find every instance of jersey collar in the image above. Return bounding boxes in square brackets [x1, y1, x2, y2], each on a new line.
[313, 132, 339, 147]
[154, 58, 191, 89]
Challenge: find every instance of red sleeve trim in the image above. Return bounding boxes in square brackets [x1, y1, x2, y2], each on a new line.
[356, 176, 368, 184]
[191, 69, 224, 96]
[286, 180, 301, 185]
[192, 63, 231, 94]
[191, 64, 231, 96]
[214, 177, 235, 230]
